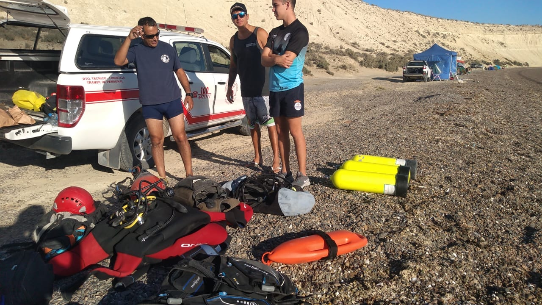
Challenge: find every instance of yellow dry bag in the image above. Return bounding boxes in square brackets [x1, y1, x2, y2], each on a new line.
[12, 90, 46, 112]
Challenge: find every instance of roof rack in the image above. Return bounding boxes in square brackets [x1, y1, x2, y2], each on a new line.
[157, 23, 204, 35]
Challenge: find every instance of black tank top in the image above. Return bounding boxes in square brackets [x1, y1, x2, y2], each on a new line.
[233, 27, 270, 97]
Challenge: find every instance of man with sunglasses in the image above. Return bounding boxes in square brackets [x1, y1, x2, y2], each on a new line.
[114, 17, 194, 180]
[227, 3, 281, 174]
[261, 0, 310, 188]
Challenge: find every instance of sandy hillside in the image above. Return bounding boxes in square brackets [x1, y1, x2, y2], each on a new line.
[42, 0, 542, 66]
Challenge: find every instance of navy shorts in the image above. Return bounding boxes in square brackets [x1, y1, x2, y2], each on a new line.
[142, 98, 184, 120]
[269, 83, 304, 118]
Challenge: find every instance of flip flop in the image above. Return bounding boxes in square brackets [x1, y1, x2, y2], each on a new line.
[243, 161, 262, 169]
[264, 165, 282, 174]
[271, 165, 282, 174]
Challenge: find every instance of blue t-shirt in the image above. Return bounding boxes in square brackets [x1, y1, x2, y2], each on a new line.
[126, 41, 182, 105]
[265, 19, 309, 92]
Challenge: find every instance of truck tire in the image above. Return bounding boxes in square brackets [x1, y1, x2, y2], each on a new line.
[403, 77, 407, 82]
[237, 116, 251, 136]
[119, 115, 154, 171]
[424, 75, 428, 82]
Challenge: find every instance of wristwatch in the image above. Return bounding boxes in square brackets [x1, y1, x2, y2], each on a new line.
[186, 92, 193, 97]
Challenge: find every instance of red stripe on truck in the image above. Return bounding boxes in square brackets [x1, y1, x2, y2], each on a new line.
[84, 89, 246, 124]
[86, 89, 139, 103]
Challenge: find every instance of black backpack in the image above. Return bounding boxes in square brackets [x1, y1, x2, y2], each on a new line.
[0, 250, 54, 305]
[32, 205, 106, 260]
[173, 176, 240, 212]
[140, 255, 308, 305]
[233, 173, 292, 215]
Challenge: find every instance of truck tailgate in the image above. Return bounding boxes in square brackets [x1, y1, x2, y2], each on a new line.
[1, 122, 57, 140]
[0, 102, 56, 140]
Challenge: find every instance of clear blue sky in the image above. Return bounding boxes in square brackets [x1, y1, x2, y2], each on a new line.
[364, 0, 542, 26]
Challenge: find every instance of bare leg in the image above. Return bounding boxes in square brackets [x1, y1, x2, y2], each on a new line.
[250, 123, 262, 165]
[275, 116, 291, 174]
[168, 114, 193, 177]
[286, 116, 307, 176]
[267, 124, 281, 172]
[145, 118, 166, 177]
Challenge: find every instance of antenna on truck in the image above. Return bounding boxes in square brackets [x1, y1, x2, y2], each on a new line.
[157, 23, 204, 35]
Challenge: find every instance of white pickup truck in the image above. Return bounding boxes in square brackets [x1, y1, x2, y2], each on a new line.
[0, 0, 248, 171]
[402, 60, 432, 82]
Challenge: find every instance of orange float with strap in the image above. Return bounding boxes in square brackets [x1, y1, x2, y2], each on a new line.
[261, 230, 368, 265]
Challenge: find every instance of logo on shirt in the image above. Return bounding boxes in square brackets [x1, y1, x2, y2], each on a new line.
[246, 42, 257, 48]
[161, 54, 170, 63]
[284, 33, 291, 41]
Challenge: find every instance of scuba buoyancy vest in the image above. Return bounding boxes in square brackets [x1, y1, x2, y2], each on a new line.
[48, 196, 253, 278]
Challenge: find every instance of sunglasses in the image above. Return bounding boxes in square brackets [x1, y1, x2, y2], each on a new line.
[143, 30, 160, 39]
[231, 11, 247, 19]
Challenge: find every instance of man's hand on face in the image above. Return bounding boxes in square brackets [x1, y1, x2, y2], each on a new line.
[129, 26, 143, 40]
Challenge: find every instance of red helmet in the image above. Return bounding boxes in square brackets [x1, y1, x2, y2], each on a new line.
[130, 171, 166, 195]
[53, 186, 96, 215]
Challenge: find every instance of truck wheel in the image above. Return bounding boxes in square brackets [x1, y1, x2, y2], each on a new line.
[403, 77, 407, 82]
[237, 116, 251, 136]
[119, 116, 155, 171]
[424, 76, 428, 82]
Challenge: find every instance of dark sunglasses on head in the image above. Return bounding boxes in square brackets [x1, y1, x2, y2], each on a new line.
[144, 30, 160, 39]
[231, 11, 246, 19]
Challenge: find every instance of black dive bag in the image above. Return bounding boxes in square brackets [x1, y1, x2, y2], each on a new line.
[140, 255, 308, 305]
[0, 250, 54, 305]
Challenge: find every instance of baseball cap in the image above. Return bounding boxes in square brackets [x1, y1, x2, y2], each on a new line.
[230, 2, 247, 14]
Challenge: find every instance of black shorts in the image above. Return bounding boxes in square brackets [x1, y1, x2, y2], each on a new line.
[269, 83, 304, 118]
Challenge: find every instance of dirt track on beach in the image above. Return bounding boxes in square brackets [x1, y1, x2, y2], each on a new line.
[1, 67, 541, 304]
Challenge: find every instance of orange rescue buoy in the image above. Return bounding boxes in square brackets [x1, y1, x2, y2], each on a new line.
[262, 230, 368, 265]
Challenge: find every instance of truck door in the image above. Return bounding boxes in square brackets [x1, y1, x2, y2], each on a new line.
[172, 41, 215, 129]
[204, 43, 243, 115]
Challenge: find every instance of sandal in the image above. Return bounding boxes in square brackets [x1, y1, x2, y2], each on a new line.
[271, 165, 282, 174]
[264, 165, 282, 174]
[243, 161, 262, 169]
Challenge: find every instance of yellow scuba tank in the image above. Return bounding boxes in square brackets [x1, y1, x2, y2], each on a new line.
[351, 154, 417, 180]
[341, 160, 411, 182]
[330, 169, 408, 197]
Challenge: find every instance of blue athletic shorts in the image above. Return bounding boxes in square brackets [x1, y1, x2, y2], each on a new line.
[141, 98, 184, 120]
[269, 83, 304, 118]
[242, 96, 275, 129]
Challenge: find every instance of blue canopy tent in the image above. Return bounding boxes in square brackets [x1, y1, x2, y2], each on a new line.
[413, 44, 457, 80]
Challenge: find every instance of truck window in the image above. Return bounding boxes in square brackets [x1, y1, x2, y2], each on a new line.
[0, 24, 65, 50]
[76, 34, 125, 69]
[206, 44, 230, 74]
[173, 42, 206, 72]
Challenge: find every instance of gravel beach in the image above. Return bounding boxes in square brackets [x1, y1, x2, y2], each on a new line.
[1, 67, 541, 304]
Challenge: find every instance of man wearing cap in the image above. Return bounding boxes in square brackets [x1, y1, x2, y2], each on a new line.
[261, 0, 310, 188]
[114, 17, 194, 179]
[227, 3, 281, 173]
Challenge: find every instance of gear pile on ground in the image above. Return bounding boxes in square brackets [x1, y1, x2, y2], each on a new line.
[1, 68, 541, 304]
